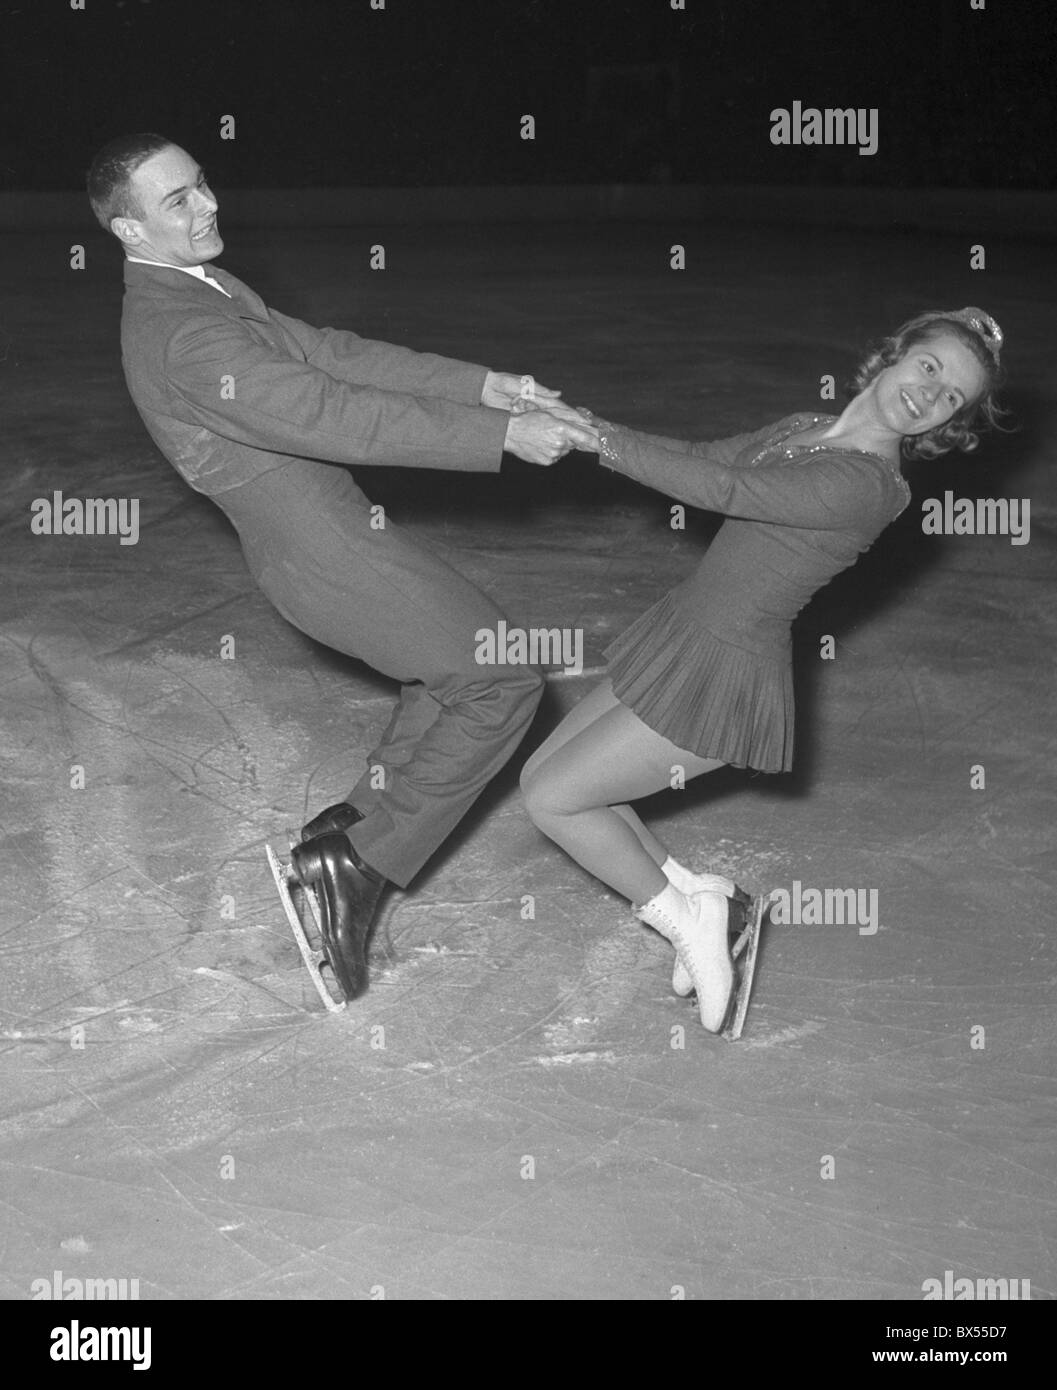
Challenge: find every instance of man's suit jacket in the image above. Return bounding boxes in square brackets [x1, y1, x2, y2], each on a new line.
[119, 259, 510, 496]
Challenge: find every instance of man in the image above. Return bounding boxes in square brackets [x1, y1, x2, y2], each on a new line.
[87, 133, 598, 1006]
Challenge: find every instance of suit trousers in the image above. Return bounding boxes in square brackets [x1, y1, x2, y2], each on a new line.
[215, 457, 544, 887]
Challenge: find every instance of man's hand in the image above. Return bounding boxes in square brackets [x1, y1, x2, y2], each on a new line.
[504, 409, 600, 466]
[512, 397, 595, 426]
[481, 370, 563, 412]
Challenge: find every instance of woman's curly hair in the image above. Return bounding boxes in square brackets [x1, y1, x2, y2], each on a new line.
[848, 313, 1008, 461]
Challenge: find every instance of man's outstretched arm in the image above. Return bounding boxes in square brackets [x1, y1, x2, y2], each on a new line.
[164, 313, 595, 471]
[268, 308, 567, 413]
[267, 307, 486, 404]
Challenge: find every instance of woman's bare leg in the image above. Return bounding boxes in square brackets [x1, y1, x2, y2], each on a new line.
[522, 679, 674, 869]
[522, 700, 736, 1028]
[521, 700, 724, 903]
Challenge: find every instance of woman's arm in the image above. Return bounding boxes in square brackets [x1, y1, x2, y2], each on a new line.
[579, 412, 804, 469]
[596, 418, 896, 531]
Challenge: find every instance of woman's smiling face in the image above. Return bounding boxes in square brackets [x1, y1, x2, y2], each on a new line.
[871, 332, 989, 438]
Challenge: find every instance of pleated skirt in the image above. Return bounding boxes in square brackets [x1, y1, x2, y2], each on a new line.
[604, 591, 795, 773]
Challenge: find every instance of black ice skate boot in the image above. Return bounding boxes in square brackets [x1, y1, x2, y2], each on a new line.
[291, 804, 388, 1002]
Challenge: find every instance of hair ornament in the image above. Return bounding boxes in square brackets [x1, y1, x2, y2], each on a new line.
[940, 306, 1004, 361]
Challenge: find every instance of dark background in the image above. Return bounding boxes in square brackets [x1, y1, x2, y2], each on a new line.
[3, 0, 1055, 192]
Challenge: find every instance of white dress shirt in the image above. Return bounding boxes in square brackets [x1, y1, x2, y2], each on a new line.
[126, 256, 232, 298]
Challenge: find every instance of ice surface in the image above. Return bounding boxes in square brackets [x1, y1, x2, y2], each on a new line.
[1, 221, 1054, 1299]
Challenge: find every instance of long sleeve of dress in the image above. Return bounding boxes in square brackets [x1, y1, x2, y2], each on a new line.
[596, 418, 897, 532]
[578, 412, 791, 469]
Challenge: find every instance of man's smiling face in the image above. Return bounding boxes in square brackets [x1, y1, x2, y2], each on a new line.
[114, 144, 223, 267]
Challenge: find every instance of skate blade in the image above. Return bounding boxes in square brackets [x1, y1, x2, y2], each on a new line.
[721, 894, 767, 1041]
[265, 843, 346, 1013]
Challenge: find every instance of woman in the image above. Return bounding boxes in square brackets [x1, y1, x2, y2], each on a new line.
[521, 308, 1006, 1034]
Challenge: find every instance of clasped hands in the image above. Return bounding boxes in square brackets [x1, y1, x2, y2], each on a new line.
[482, 370, 599, 466]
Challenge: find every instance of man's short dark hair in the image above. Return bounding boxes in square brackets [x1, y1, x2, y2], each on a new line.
[86, 133, 175, 233]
